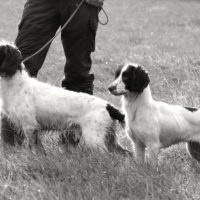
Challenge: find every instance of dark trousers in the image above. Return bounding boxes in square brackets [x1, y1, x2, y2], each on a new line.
[15, 0, 98, 94]
[1, 0, 99, 146]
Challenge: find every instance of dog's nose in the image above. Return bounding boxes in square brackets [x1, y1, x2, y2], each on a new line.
[108, 84, 116, 93]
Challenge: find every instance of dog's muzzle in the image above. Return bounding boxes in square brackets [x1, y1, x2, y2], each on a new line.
[108, 84, 116, 93]
[108, 84, 127, 96]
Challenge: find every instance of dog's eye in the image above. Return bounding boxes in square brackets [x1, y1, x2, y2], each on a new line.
[122, 72, 129, 82]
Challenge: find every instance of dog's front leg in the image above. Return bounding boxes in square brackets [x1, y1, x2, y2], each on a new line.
[22, 125, 39, 153]
[23, 128, 46, 155]
[134, 141, 145, 163]
[147, 143, 160, 167]
[32, 130, 46, 155]
[126, 129, 145, 163]
[22, 127, 35, 150]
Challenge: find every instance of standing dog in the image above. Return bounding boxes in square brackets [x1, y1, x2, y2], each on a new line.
[0, 41, 130, 156]
[109, 63, 200, 165]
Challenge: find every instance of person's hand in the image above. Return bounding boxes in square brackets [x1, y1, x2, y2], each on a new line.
[85, 0, 104, 7]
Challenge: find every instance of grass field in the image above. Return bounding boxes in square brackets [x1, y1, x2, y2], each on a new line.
[1, 0, 200, 199]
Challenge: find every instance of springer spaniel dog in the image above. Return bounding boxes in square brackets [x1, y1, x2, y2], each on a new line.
[0, 41, 131, 156]
[108, 63, 200, 165]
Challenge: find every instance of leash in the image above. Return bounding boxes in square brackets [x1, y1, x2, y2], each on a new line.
[98, 7, 109, 25]
[22, 0, 109, 64]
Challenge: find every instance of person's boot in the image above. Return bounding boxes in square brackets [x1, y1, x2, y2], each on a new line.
[61, 74, 94, 95]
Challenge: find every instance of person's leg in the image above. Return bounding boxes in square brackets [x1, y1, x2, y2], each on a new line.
[60, 0, 99, 94]
[1, 0, 60, 147]
[15, 0, 60, 77]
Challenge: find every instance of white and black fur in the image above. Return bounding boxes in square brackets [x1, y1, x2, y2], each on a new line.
[109, 63, 200, 165]
[0, 42, 131, 156]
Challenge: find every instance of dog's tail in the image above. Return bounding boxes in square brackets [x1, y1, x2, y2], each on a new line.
[106, 103, 125, 125]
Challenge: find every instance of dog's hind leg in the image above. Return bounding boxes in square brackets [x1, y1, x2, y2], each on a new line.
[187, 141, 200, 162]
[115, 143, 133, 157]
[60, 122, 82, 153]
[105, 132, 133, 157]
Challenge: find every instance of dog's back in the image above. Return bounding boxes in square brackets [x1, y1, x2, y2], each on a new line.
[156, 101, 200, 146]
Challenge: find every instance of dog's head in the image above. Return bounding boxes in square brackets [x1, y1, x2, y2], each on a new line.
[108, 63, 150, 96]
[0, 42, 22, 78]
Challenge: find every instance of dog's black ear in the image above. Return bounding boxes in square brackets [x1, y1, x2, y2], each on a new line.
[5, 44, 22, 66]
[133, 66, 150, 93]
[0, 44, 23, 77]
[0, 46, 6, 66]
[124, 65, 150, 93]
[136, 66, 150, 92]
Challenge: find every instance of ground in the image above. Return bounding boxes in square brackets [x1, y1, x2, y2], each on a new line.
[0, 0, 200, 199]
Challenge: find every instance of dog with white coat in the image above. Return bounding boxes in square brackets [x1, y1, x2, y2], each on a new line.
[109, 63, 200, 165]
[0, 41, 131, 156]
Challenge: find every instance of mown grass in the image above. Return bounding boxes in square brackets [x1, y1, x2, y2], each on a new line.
[1, 0, 200, 199]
